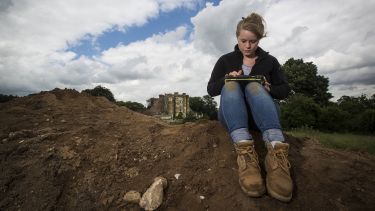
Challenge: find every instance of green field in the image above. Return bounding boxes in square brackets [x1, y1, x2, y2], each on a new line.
[286, 128, 375, 155]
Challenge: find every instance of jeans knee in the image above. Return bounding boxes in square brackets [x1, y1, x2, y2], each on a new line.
[223, 81, 241, 92]
[221, 82, 243, 102]
[245, 82, 264, 96]
[222, 81, 242, 96]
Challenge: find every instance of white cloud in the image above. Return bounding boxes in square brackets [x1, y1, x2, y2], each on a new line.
[157, 0, 202, 11]
[259, 0, 375, 99]
[95, 26, 215, 103]
[0, 0, 203, 98]
[1, 0, 374, 104]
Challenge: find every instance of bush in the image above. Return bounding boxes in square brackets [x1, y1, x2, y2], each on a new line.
[117, 101, 145, 112]
[360, 109, 375, 133]
[281, 94, 321, 129]
[0, 94, 18, 103]
[82, 85, 115, 102]
[317, 105, 350, 132]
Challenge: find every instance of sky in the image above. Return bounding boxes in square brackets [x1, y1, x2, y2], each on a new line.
[1, 0, 374, 105]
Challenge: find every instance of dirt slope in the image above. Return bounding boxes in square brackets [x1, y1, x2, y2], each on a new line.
[0, 89, 374, 211]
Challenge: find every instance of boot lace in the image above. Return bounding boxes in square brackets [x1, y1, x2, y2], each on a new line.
[274, 149, 291, 174]
[237, 145, 261, 170]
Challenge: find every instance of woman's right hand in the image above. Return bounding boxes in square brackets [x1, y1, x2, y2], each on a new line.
[225, 70, 243, 77]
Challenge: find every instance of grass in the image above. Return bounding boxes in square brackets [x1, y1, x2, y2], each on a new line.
[286, 128, 375, 155]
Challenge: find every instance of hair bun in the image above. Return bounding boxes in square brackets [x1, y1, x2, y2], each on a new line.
[236, 12, 267, 39]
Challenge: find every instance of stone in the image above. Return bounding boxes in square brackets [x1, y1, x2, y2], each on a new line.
[125, 167, 139, 178]
[139, 176, 168, 210]
[8, 130, 35, 140]
[124, 190, 141, 204]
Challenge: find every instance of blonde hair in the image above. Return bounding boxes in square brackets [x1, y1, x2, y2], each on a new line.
[236, 13, 267, 39]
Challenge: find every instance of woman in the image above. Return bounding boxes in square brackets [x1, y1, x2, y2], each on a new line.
[207, 13, 292, 202]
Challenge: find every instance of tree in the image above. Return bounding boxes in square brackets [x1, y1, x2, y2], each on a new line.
[317, 105, 350, 132]
[82, 85, 115, 102]
[283, 58, 332, 105]
[337, 94, 372, 114]
[189, 95, 218, 120]
[189, 97, 205, 115]
[280, 94, 321, 129]
[117, 101, 145, 112]
[360, 109, 375, 133]
[202, 95, 218, 120]
[336, 94, 375, 132]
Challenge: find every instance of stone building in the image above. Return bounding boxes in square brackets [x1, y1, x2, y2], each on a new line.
[146, 92, 190, 120]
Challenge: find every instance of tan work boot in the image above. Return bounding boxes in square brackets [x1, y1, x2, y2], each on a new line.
[234, 141, 265, 197]
[265, 142, 293, 202]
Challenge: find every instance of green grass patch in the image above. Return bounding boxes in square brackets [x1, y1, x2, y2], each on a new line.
[286, 128, 375, 155]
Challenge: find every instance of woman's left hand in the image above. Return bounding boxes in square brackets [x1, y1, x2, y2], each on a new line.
[263, 79, 271, 92]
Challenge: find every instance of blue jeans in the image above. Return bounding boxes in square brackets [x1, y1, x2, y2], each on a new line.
[218, 81, 284, 143]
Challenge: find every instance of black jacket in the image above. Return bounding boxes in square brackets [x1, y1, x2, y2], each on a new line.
[207, 45, 290, 99]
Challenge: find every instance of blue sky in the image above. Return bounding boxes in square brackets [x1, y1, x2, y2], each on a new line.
[69, 0, 220, 57]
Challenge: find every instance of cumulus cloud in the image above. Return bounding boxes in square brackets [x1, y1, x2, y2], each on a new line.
[260, 0, 375, 99]
[0, 0, 203, 98]
[1, 0, 374, 104]
[157, 0, 202, 11]
[95, 26, 215, 103]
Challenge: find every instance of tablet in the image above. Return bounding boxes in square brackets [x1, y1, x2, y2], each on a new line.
[225, 75, 265, 84]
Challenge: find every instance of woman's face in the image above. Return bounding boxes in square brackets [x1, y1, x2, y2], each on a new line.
[237, 29, 259, 57]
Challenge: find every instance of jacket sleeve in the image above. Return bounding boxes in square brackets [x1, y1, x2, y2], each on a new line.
[207, 57, 226, 97]
[269, 58, 291, 100]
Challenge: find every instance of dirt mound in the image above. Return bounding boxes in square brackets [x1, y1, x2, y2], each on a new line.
[1, 89, 374, 210]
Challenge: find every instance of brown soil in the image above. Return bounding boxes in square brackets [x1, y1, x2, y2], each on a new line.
[1, 89, 374, 211]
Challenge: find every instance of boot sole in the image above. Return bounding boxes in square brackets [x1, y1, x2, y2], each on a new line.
[266, 183, 292, 202]
[239, 180, 266, 197]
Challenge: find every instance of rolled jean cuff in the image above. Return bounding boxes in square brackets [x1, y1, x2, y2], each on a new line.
[263, 128, 285, 143]
[230, 128, 252, 143]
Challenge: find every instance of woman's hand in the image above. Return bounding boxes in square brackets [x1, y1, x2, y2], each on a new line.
[263, 79, 271, 92]
[225, 70, 243, 77]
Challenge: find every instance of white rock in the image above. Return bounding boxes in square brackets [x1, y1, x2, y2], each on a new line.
[174, 174, 181, 180]
[200, 195, 205, 200]
[139, 176, 168, 211]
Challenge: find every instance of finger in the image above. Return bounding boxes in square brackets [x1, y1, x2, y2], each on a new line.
[238, 70, 243, 75]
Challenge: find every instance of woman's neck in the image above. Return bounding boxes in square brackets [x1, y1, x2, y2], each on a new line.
[243, 55, 257, 66]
